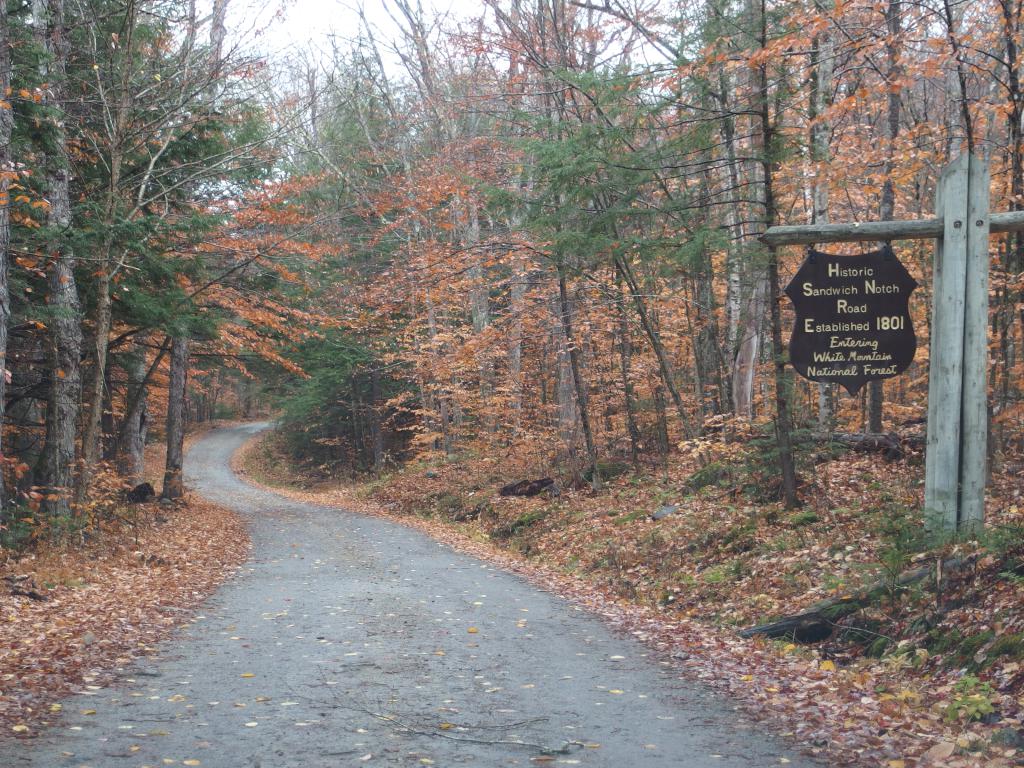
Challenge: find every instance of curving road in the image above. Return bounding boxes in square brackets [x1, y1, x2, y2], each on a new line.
[2, 424, 821, 767]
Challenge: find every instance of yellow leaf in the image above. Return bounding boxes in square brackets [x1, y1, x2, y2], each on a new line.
[783, 643, 796, 653]
[608, 689, 624, 694]
[184, 761, 201, 767]
[438, 722, 454, 730]
[740, 674, 753, 681]
[12, 724, 29, 733]
[49, 703, 62, 712]
[886, 761, 905, 768]
[81, 709, 96, 715]
[467, 627, 478, 634]
[240, 673, 255, 678]
[819, 660, 835, 672]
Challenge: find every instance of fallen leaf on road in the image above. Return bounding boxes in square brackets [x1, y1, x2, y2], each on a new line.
[921, 742, 955, 762]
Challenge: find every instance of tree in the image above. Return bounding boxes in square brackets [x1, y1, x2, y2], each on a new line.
[34, 0, 84, 519]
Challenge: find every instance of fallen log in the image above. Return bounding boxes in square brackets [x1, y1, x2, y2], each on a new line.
[806, 432, 925, 462]
[499, 478, 555, 497]
[5, 574, 48, 601]
[739, 552, 983, 643]
[737, 612, 833, 643]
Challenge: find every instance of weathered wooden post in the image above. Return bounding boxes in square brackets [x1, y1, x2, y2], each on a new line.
[923, 154, 989, 533]
[923, 155, 970, 531]
[761, 152, 1024, 533]
[959, 155, 991, 533]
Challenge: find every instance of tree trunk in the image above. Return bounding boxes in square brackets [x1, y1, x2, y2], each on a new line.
[370, 368, 384, 471]
[615, 270, 640, 464]
[867, 0, 904, 434]
[997, 0, 1023, 421]
[810, 3, 836, 432]
[755, 0, 798, 508]
[556, 272, 598, 488]
[0, 0, 12, 512]
[116, 344, 151, 484]
[718, 67, 746, 358]
[79, 0, 139, 503]
[101, 362, 117, 460]
[732, 276, 767, 418]
[36, 0, 84, 519]
[161, 336, 189, 500]
[78, 265, 113, 502]
[508, 257, 527, 432]
[424, 289, 452, 455]
[462, 197, 493, 416]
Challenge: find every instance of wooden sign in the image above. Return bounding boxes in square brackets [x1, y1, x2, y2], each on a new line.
[784, 246, 918, 395]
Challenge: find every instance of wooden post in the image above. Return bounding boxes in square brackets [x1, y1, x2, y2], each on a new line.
[924, 154, 970, 532]
[959, 154, 990, 532]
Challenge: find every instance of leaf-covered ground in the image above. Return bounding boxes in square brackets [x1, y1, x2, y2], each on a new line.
[238, 429, 1024, 767]
[0, 436, 250, 737]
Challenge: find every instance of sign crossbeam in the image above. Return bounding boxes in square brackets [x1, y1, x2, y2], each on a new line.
[760, 154, 1024, 532]
[763, 209, 1024, 247]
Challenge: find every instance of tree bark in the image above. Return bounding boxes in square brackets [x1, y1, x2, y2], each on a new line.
[36, 0, 84, 519]
[116, 343, 152, 484]
[732, 277, 767, 418]
[370, 368, 384, 472]
[508, 257, 527, 432]
[161, 336, 189, 500]
[996, 0, 1023, 420]
[755, 0, 798, 507]
[0, 0, 12, 511]
[615, 269, 640, 463]
[810, 3, 835, 432]
[557, 270, 599, 489]
[867, 0, 904, 434]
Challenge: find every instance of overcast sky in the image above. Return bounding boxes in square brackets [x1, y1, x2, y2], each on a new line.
[230, 0, 482, 67]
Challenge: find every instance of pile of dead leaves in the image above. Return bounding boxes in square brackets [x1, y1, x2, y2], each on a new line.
[0, 494, 249, 736]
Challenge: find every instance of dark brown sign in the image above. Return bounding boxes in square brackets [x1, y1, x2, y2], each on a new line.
[784, 246, 918, 395]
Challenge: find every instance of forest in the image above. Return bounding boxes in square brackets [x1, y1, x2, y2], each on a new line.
[1, 0, 1022, 524]
[2, 0, 1024, 764]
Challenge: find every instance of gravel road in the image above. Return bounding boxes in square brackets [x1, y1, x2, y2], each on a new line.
[2, 423, 822, 767]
